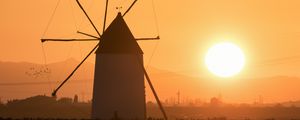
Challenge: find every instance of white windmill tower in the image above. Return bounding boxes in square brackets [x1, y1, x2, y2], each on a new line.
[41, 0, 167, 119]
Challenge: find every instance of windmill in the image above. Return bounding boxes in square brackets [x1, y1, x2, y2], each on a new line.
[41, 0, 167, 119]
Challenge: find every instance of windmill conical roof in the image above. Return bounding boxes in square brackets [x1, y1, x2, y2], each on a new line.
[96, 13, 143, 54]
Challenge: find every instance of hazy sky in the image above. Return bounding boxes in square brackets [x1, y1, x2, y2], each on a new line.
[2, 0, 300, 103]
[2, 0, 300, 78]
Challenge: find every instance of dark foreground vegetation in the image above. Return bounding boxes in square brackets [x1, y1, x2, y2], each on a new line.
[0, 95, 90, 118]
[1, 95, 300, 120]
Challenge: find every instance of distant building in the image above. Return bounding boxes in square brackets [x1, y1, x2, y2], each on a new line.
[74, 94, 79, 103]
[0, 97, 3, 107]
[210, 97, 222, 106]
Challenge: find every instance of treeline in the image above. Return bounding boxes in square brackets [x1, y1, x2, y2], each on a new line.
[2, 95, 300, 120]
[0, 95, 91, 119]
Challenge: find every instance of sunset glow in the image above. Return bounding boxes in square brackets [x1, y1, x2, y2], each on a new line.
[205, 42, 245, 77]
[3, 1, 300, 119]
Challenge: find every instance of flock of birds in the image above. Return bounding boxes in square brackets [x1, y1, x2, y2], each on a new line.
[25, 66, 51, 79]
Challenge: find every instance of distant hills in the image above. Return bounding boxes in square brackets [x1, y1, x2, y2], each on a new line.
[0, 59, 94, 102]
[1, 59, 300, 104]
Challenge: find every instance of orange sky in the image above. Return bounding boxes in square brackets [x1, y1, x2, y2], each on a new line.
[1, 0, 300, 103]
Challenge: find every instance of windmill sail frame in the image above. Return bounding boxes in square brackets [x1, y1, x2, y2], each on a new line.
[41, 0, 167, 119]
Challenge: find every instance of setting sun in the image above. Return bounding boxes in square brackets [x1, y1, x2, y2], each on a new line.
[205, 42, 245, 78]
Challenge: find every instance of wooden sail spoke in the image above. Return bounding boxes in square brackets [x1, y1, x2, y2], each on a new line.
[103, 0, 109, 33]
[76, 0, 101, 37]
[77, 31, 100, 39]
[52, 43, 100, 97]
[137, 59, 168, 120]
[135, 36, 160, 41]
[123, 0, 137, 17]
[41, 38, 99, 43]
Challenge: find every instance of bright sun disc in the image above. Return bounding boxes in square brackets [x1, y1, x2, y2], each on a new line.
[205, 42, 245, 77]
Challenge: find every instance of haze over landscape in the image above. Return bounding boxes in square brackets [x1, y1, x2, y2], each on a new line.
[1, 59, 300, 104]
[2, 0, 300, 113]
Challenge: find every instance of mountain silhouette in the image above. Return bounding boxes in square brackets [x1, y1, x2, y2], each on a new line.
[1, 59, 300, 103]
